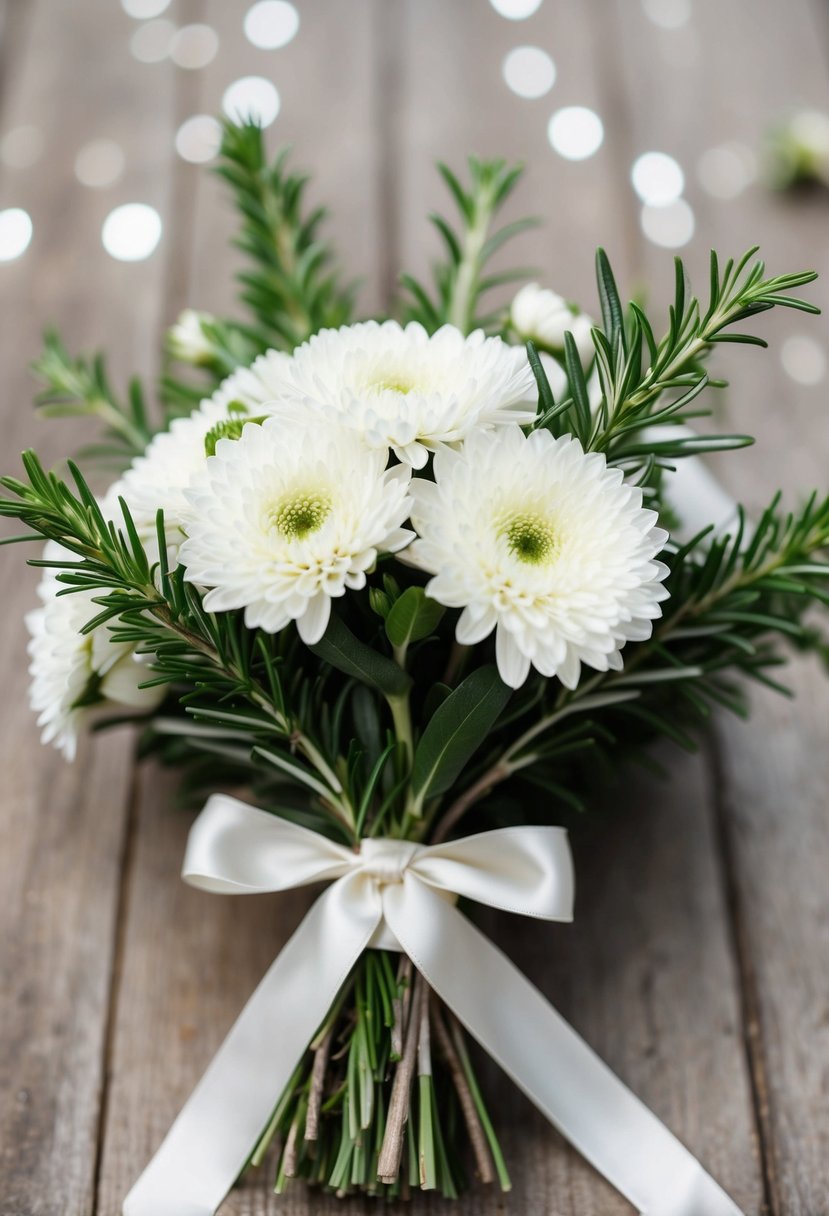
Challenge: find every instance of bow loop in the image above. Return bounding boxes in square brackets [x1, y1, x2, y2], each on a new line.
[182, 795, 355, 895]
[409, 826, 575, 921]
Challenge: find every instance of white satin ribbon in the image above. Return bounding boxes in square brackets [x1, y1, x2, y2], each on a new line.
[124, 794, 744, 1216]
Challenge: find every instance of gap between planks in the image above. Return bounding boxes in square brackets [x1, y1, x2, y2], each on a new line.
[587, 3, 780, 1204]
[708, 733, 780, 1216]
[92, 762, 146, 1216]
[90, 2, 214, 1205]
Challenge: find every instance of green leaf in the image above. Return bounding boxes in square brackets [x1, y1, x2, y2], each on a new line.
[385, 587, 445, 648]
[411, 665, 511, 803]
[595, 247, 625, 355]
[563, 331, 591, 439]
[308, 613, 411, 698]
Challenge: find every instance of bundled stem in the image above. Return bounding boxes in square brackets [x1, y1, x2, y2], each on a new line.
[242, 951, 506, 1199]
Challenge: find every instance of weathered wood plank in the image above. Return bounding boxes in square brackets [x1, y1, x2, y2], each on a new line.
[610, 1, 829, 1209]
[95, 4, 765, 1216]
[389, 1, 764, 1211]
[0, 2, 178, 1212]
[394, 0, 641, 310]
[185, 0, 385, 321]
[94, 4, 387, 1212]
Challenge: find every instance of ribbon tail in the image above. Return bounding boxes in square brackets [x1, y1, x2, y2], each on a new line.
[386, 878, 745, 1216]
[123, 873, 381, 1216]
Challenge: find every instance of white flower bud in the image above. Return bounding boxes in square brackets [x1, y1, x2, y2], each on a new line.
[166, 309, 215, 366]
[510, 282, 595, 367]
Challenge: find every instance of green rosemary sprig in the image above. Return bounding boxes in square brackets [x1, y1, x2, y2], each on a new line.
[214, 120, 356, 350]
[530, 247, 819, 471]
[401, 157, 537, 335]
[32, 330, 154, 468]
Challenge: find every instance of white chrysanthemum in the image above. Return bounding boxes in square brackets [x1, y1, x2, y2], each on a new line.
[406, 426, 669, 690]
[270, 319, 537, 469]
[179, 416, 414, 643]
[510, 282, 595, 367]
[117, 349, 291, 557]
[26, 544, 164, 760]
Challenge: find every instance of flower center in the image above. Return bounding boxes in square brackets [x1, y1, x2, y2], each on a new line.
[501, 512, 557, 565]
[271, 491, 332, 540]
[369, 374, 416, 395]
[203, 413, 267, 456]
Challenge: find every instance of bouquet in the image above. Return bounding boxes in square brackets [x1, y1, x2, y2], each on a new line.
[3, 120, 827, 1216]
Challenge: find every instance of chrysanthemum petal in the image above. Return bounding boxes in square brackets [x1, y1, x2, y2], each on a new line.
[409, 426, 669, 690]
[179, 415, 413, 643]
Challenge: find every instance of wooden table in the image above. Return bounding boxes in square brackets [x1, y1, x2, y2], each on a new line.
[1, 2, 828, 1213]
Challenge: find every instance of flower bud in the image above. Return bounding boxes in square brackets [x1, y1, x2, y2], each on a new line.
[510, 283, 595, 367]
[166, 309, 216, 366]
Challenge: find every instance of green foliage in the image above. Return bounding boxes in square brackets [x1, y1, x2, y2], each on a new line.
[384, 587, 445, 650]
[215, 119, 356, 350]
[309, 613, 412, 699]
[6, 132, 829, 846]
[160, 314, 266, 421]
[531, 247, 819, 473]
[401, 157, 536, 335]
[411, 666, 511, 807]
[32, 331, 154, 469]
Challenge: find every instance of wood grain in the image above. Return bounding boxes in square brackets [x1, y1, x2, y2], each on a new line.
[3, 1, 829, 1214]
[0, 2, 177, 1213]
[185, 0, 386, 322]
[383, 1, 764, 1210]
[95, 4, 390, 1211]
[610, 1, 829, 1210]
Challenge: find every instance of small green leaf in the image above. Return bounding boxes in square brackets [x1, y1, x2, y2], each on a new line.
[563, 331, 591, 439]
[308, 613, 411, 698]
[385, 587, 445, 648]
[411, 665, 511, 803]
[369, 587, 392, 619]
[595, 247, 625, 355]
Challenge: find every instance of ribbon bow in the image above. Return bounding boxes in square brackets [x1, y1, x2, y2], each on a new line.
[124, 794, 744, 1216]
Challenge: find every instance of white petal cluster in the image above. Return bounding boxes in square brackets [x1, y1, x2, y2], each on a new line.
[270, 320, 536, 468]
[510, 282, 595, 367]
[179, 416, 414, 643]
[27, 544, 164, 760]
[407, 426, 669, 689]
[117, 350, 291, 559]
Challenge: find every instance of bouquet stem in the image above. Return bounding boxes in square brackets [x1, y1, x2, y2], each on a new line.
[242, 950, 510, 1198]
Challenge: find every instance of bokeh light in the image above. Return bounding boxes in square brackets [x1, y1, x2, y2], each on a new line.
[176, 115, 222, 164]
[75, 139, 125, 189]
[170, 24, 219, 70]
[781, 335, 827, 386]
[489, 0, 544, 18]
[547, 106, 604, 160]
[640, 198, 694, 247]
[502, 47, 556, 99]
[0, 208, 33, 262]
[102, 203, 162, 261]
[631, 151, 684, 205]
[640, 0, 692, 29]
[222, 76, 281, 128]
[121, 0, 170, 18]
[696, 142, 756, 199]
[130, 19, 175, 64]
[243, 1, 300, 50]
